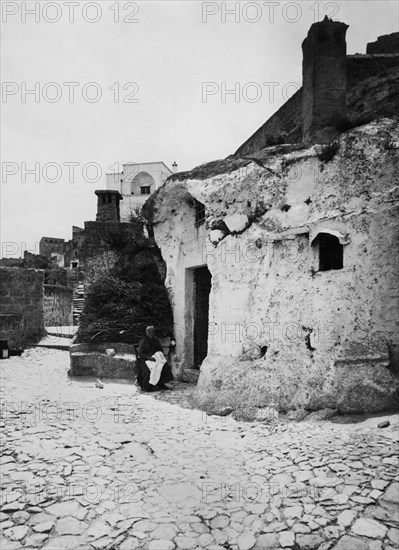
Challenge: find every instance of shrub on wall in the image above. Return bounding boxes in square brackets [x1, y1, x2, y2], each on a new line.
[76, 256, 174, 344]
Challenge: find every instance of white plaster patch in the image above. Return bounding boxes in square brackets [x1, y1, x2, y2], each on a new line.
[209, 230, 226, 244]
[224, 214, 249, 233]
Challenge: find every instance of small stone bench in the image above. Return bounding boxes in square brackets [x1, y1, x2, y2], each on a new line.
[69, 342, 137, 379]
[69, 338, 172, 380]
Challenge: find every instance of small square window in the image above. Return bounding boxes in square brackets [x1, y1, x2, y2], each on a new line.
[141, 186, 151, 195]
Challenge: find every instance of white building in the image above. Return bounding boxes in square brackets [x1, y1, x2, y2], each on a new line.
[106, 162, 175, 221]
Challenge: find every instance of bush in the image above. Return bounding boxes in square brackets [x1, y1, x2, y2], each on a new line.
[128, 205, 146, 225]
[76, 263, 173, 344]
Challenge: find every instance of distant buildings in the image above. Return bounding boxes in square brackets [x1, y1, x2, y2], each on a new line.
[39, 237, 65, 266]
[105, 161, 176, 221]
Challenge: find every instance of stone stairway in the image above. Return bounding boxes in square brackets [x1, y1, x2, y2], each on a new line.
[32, 325, 78, 351]
[32, 335, 72, 351]
[73, 284, 85, 324]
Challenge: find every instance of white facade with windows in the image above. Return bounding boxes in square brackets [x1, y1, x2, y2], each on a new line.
[106, 162, 173, 221]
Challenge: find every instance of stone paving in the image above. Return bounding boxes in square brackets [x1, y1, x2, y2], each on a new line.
[0, 348, 398, 550]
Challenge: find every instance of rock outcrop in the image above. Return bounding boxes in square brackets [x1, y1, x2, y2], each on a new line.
[147, 118, 399, 415]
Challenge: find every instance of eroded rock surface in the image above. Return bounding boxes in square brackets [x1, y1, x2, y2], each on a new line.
[147, 118, 399, 415]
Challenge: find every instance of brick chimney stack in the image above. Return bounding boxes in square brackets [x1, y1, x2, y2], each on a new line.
[302, 16, 349, 143]
[95, 190, 123, 222]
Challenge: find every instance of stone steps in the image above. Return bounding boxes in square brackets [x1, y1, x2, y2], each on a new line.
[73, 284, 85, 323]
[46, 326, 77, 339]
[31, 336, 71, 351]
[182, 368, 200, 384]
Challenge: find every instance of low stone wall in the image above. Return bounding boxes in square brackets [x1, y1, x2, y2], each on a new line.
[43, 284, 73, 327]
[0, 267, 45, 349]
[69, 342, 136, 379]
[69, 339, 173, 380]
[44, 269, 68, 286]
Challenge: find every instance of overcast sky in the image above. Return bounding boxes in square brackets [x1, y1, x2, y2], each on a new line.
[1, 0, 398, 257]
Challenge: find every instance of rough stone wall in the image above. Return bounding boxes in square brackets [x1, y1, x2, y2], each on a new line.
[347, 65, 399, 122]
[367, 32, 399, 54]
[95, 192, 122, 223]
[44, 268, 68, 286]
[64, 226, 84, 268]
[150, 118, 399, 414]
[39, 238, 65, 258]
[0, 267, 45, 349]
[0, 258, 24, 267]
[234, 90, 303, 156]
[43, 285, 73, 327]
[302, 19, 348, 143]
[346, 54, 399, 88]
[23, 252, 53, 269]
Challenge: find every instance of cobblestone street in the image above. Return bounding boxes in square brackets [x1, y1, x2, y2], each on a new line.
[1, 348, 398, 550]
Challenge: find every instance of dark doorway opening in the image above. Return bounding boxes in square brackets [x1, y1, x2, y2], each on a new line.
[193, 266, 212, 369]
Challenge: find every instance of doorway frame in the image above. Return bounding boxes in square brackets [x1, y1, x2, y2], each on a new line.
[184, 264, 211, 370]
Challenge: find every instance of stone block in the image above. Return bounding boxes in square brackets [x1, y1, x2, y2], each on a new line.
[69, 342, 137, 379]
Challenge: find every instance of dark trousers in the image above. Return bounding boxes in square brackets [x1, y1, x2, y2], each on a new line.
[136, 357, 173, 391]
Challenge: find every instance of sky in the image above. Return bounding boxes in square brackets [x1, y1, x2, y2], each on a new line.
[1, 0, 398, 257]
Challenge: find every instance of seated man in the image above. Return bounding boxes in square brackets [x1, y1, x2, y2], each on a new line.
[136, 326, 174, 392]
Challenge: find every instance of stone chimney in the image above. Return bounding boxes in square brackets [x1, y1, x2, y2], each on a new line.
[95, 190, 123, 222]
[172, 162, 178, 173]
[302, 16, 349, 143]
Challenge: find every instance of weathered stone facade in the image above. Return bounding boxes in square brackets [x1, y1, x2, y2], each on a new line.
[69, 342, 136, 379]
[148, 117, 399, 414]
[95, 190, 123, 223]
[302, 18, 349, 143]
[0, 267, 45, 349]
[43, 284, 73, 327]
